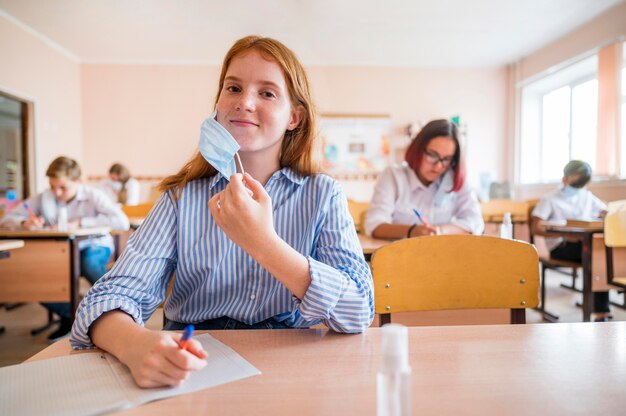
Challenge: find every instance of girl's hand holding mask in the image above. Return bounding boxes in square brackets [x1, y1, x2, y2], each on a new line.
[209, 173, 277, 256]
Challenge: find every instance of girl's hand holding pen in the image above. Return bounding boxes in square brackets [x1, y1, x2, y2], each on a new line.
[120, 327, 208, 388]
[408, 224, 439, 237]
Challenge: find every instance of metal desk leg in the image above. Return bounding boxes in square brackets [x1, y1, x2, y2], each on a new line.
[69, 237, 80, 323]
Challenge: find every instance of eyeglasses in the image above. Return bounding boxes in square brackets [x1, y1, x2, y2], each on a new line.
[424, 150, 454, 167]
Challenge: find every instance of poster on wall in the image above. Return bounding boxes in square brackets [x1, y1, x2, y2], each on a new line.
[319, 114, 391, 175]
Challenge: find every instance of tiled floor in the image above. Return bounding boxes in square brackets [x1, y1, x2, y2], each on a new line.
[1, 268, 625, 368]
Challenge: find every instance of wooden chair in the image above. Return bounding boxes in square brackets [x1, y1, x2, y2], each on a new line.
[347, 199, 369, 234]
[527, 199, 581, 322]
[605, 200, 626, 290]
[480, 199, 528, 239]
[371, 235, 539, 325]
[121, 202, 155, 218]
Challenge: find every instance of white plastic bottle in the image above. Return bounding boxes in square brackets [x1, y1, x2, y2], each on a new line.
[57, 205, 68, 232]
[377, 324, 412, 416]
[500, 211, 512, 239]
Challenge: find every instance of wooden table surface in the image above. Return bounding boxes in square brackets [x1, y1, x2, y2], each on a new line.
[358, 233, 393, 256]
[0, 226, 111, 238]
[27, 322, 626, 415]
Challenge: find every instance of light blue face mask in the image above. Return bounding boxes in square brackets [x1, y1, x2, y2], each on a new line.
[562, 185, 582, 197]
[198, 110, 244, 181]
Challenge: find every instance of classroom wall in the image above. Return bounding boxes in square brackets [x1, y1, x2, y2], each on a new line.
[0, 13, 82, 193]
[81, 64, 221, 177]
[81, 63, 507, 199]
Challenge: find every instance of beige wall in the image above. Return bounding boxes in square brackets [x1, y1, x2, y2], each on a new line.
[0, 14, 82, 193]
[81, 64, 221, 177]
[81, 64, 507, 195]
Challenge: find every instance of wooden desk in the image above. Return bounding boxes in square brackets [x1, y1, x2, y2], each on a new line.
[358, 233, 392, 260]
[0, 240, 24, 333]
[545, 223, 604, 322]
[0, 228, 110, 321]
[28, 323, 626, 415]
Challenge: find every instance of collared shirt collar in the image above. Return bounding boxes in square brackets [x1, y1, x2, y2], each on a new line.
[408, 164, 446, 193]
[207, 167, 307, 191]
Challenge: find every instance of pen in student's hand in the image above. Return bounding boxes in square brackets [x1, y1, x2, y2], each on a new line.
[23, 202, 38, 220]
[412, 208, 430, 227]
[179, 324, 195, 351]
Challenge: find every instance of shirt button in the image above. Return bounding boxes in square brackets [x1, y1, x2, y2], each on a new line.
[250, 294, 256, 300]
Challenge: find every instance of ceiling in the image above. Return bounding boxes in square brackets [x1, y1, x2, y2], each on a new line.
[0, 0, 623, 67]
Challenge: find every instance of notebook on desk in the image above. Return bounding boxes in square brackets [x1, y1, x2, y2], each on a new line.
[0, 334, 261, 416]
[566, 218, 604, 228]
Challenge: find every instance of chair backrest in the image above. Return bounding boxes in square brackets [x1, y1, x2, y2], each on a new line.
[371, 235, 539, 324]
[604, 200, 626, 248]
[480, 199, 529, 223]
[604, 200, 626, 289]
[526, 198, 540, 244]
[347, 199, 369, 234]
[121, 202, 155, 218]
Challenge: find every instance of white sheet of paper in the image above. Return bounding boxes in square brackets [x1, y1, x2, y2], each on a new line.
[0, 333, 261, 416]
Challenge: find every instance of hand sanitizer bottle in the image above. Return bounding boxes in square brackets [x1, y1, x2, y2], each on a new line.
[500, 212, 512, 239]
[57, 205, 68, 232]
[377, 324, 412, 416]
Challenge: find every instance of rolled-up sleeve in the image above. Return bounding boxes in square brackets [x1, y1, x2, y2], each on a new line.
[70, 192, 178, 349]
[296, 184, 375, 333]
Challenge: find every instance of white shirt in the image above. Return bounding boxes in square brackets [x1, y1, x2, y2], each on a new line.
[100, 177, 141, 206]
[364, 163, 484, 236]
[532, 185, 607, 251]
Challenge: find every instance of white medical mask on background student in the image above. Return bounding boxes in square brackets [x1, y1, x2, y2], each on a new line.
[198, 111, 244, 181]
[562, 184, 582, 197]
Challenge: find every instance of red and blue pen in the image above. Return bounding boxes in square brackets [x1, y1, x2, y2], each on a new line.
[412, 208, 430, 227]
[23, 202, 38, 220]
[179, 324, 195, 351]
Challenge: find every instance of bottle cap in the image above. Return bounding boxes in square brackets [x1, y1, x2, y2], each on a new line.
[380, 323, 410, 372]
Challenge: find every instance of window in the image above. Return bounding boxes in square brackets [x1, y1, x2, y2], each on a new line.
[520, 56, 598, 184]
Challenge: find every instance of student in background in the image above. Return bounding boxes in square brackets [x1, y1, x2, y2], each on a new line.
[0, 156, 130, 339]
[532, 160, 609, 321]
[71, 36, 374, 388]
[364, 119, 484, 239]
[102, 163, 141, 206]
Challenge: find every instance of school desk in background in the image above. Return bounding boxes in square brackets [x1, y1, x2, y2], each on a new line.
[0, 227, 110, 330]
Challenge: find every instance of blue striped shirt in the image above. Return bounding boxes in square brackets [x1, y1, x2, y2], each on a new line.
[71, 168, 374, 348]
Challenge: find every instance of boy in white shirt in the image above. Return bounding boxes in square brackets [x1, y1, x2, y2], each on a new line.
[0, 156, 130, 338]
[532, 160, 609, 321]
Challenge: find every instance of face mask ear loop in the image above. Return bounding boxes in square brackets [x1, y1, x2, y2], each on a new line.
[235, 152, 245, 175]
